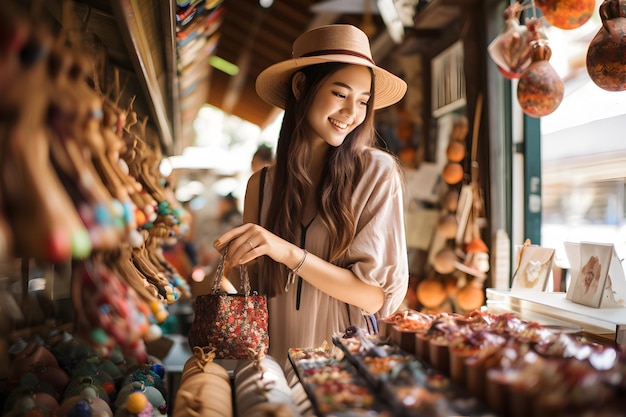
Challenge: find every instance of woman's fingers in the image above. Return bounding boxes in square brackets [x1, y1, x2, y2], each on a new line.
[213, 223, 266, 265]
[213, 222, 294, 266]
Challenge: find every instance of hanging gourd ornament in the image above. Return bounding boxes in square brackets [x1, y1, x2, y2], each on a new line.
[456, 279, 486, 311]
[535, 0, 595, 29]
[450, 115, 469, 141]
[437, 213, 458, 239]
[517, 40, 564, 118]
[443, 188, 459, 212]
[586, 0, 626, 91]
[446, 140, 466, 162]
[442, 162, 464, 185]
[417, 277, 447, 309]
[433, 247, 458, 274]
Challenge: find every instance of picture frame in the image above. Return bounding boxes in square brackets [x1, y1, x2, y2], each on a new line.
[510, 243, 555, 291]
[565, 242, 612, 308]
[564, 242, 626, 308]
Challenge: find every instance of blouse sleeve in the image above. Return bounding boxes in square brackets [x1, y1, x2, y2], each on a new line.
[342, 149, 409, 318]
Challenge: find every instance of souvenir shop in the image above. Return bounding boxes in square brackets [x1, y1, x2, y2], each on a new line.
[0, 0, 624, 416]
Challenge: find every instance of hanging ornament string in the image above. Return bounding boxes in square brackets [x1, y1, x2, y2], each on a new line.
[469, 92, 484, 242]
[470, 92, 483, 187]
[516, 0, 538, 19]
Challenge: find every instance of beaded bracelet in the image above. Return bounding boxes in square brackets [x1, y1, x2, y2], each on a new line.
[285, 249, 308, 292]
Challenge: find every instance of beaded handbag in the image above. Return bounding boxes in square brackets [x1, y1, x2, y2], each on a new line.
[187, 246, 269, 359]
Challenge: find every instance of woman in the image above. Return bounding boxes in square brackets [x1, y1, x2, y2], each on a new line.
[214, 24, 409, 361]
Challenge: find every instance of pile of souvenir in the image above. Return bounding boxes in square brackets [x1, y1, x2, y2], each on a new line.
[1, 335, 168, 417]
[379, 309, 626, 417]
[288, 327, 491, 417]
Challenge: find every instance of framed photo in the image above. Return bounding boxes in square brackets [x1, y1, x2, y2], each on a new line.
[566, 242, 612, 308]
[511, 244, 555, 291]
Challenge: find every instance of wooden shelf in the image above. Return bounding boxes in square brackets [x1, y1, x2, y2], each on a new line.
[111, 0, 177, 153]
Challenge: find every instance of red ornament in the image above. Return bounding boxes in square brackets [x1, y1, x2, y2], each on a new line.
[45, 229, 71, 263]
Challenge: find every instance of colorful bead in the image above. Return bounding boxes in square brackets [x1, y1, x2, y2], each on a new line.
[123, 200, 136, 225]
[125, 392, 148, 414]
[150, 301, 168, 324]
[67, 399, 91, 417]
[77, 203, 94, 226]
[101, 381, 116, 395]
[88, 107, 104, 120]
[151, 364, 165, 379]
[134, 209, 147, 226]
[45, 229, 71, 263]
[71, 229, 92, 259]
[90, 328, 109, 344]
[147, 324, 162, 341]
[128, 230, 144, 248]
[94, 203, 112, 225]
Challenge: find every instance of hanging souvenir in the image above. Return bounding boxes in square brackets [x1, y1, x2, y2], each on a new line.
[535, 0, 596, 29]
[586, 0, 626, 91]
[488, 3, 544, 79]
[517, 39, 564, 117]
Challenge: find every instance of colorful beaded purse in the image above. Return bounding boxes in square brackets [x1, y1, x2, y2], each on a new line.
[187, 246, 269, 359]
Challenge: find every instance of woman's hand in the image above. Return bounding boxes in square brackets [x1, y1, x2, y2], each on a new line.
[213, 223, 301, 269]
[215, 223, 384, 313]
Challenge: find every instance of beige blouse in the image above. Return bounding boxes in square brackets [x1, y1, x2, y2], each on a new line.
[259, 148, 409, 363]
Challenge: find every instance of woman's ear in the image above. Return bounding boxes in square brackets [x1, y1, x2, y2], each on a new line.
[291, 71, 306, 101]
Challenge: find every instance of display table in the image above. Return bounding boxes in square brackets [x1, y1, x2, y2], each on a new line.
[486, 288, 626, 345]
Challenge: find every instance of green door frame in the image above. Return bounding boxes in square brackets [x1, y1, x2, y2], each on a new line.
[523, 115, 542, 245]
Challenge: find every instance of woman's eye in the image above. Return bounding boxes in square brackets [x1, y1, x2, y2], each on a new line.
[334, 91, 346, 99]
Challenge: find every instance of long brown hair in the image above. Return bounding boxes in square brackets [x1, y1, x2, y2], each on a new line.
[258, 62, 377, 296]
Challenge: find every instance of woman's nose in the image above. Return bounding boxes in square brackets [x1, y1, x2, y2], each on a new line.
[342, 100, 357, 116]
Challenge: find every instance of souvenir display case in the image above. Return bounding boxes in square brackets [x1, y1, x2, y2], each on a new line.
[369, 308, 625, 416]
[486, 289, 626, 346]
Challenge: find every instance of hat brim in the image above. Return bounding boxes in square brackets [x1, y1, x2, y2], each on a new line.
[255, 55, 407, 110]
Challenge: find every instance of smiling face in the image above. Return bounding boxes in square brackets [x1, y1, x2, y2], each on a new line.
[305, 64, 372, 147]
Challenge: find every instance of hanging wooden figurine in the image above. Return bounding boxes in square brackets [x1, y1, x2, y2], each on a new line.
[488, 3, 544, 79]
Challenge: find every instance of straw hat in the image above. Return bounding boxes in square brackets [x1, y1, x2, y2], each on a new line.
[256, 24, 407, 110]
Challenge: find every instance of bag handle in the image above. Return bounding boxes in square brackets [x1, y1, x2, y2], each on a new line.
[210, 244, 251, 295]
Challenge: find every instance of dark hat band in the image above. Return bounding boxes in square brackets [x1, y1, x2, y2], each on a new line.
[299, 49, 375, 65]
